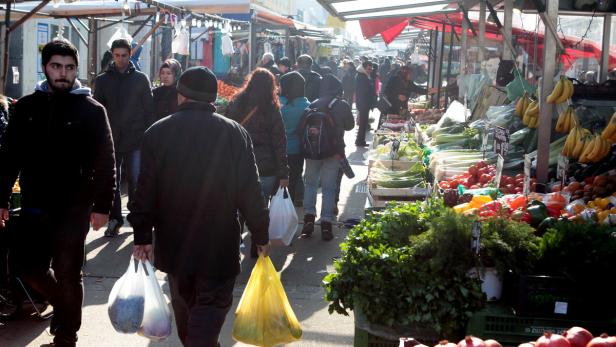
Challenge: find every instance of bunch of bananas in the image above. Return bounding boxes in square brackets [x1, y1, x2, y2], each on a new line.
[515, 94, 532, 118]
[554, 106, 577, 133]
[522, 99, 540, 128]
[579, 135, 611, 163]
[600, 112, 616, 143]
[563, 127, 611, 162]
[546, 76, 574, 104]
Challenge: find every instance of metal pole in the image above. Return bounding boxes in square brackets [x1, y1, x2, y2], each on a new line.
[431, 28, 438, 106]
[87, 17, 98, 87]
[445, 25, 454, 107]
[249, 21, 256, 72]
[536, 0, 559, 184]
[67, 18, 88, 46]
[600, 15, 612, 83]
[150, 16, 157, 83]
[461, 16, 468, 74]
[0, 0, 11, 95]
[8, 0, 51, 33]
[426, 30, 433, 104]
[503, 0, 514, 60]
[478, 0, 486, 66]
[437, 22, 446, 108]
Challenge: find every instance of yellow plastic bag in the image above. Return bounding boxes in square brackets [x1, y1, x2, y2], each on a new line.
[232, 256, 302, 347]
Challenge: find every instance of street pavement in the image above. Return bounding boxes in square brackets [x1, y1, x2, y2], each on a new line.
[0, 112, 378, 347]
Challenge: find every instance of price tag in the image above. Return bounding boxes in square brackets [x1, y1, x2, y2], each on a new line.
[523, 153, 536, 196]
[557, 155, 569, 187]
[482, 129, 489, 159]
[415, 124, 423, 146]
[471, 221, 482, 254]
[493, 126, 510, 157]
[554, 301, 569, 315]
[390, 139, 400, 160]
[494, 155, 505, 189]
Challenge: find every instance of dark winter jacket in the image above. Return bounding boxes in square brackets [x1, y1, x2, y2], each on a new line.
[355, 66, 377, 111]
[152, 85, 178, 121]
[298, 68, 322, 102]
[342, 68, 356, 94]
[93, 61, 154, 152]
[225, 100, 289, 179]
[262, 60, 281, 77]
[0, 80, 116, 213]
[384, 74, 427, 114]
[304, 75, 354, 156]
[129, 101, 269, 277]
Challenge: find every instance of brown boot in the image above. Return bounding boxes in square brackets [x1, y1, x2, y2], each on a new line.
[301, 214, 315, 238]
[321, 221, 333, 241]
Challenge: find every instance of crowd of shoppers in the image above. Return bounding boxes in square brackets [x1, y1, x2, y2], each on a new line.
[0, 35, 426, 346]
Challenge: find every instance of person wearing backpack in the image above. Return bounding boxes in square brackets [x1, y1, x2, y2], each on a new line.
[298, 74, 354, 241]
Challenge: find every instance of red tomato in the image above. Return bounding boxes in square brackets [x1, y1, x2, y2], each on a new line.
[439, 181, 449, 189]
[480, 174, 492, 184]
[468, 165, 478, 177]
[477, 161, 487, 169]
[515, 173, 524, 180]
[449, 180, 460, 189]
[515, 187, 523, 194]
[470, 184, 480, 189]
[467, 176, 478, 186]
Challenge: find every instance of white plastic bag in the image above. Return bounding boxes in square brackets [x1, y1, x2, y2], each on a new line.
[107, 25, 133, 48]
[108, 257, 145, 333]
[172, 24, 189, 56]
[268, 187, 298, 246]
[138, 260, 172, 341]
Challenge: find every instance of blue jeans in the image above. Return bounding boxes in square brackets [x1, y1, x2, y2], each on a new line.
[303, 156, 339, 223]
[111, 150, 141, 222]
[259, 175, 278, 200]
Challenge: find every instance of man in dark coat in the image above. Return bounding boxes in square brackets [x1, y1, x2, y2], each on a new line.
[384, 66, 436, 114]
[0, 39, 116, 347]
[341, 61, 356, 106]
[297, 54, 322, 102]
[354, 61, 376, 147]
[260, 52, 281, 77]
[129, 67, 270, 347]
[94, 39, 154, 237]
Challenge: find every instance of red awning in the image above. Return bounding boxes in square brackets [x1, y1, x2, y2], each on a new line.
[360, 14, 616, 71]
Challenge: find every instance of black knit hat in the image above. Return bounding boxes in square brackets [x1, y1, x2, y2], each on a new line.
[279, 71, 305, 100]
[176, 66, 218, 103]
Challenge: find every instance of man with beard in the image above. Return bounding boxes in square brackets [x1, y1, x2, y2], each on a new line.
[0, 39, 116, 347]
[94, 39, 154, 238]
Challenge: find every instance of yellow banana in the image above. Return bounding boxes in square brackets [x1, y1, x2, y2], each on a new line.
[571, 132, 586, 160]
[515, 97, 525, 117]
[580, 136, 597, 163]
[555, 78, 571, 104]
[587, 136, 603, 162]
[563, 128, 576, 157]
[555, 109, 565, 133]
[522, 97, 531, 116]
[547, 77, 564, 104]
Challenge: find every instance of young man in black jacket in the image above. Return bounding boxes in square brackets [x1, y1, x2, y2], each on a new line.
[299, 74, 354, 241]
[0, 40, 116, 347]
[130, 67, 270, 347]
[94, 39, 154, 237]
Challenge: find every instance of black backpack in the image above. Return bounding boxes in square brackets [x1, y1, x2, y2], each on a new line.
[299, 98, 339, 160]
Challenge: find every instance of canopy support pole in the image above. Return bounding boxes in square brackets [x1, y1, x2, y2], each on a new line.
[87, 17, 97, 86]
[536, 0, 559, 184]
[600, 15, 612, 83]
[67, 18, 88, 46]
[0, 0, 11, 95]
[461, 16, 468, 73]
[503, 0, 513, 60]
[150, 16, 158, 82]
[478, 0, 486, 68]
[445, 24, 454, 108]
[437, 22, 446, 108]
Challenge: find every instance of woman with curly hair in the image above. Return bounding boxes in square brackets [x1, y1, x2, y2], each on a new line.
[225, 68, 289, 255]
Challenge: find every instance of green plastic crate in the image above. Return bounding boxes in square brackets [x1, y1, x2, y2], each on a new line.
[467, 305, 616, 347]
[354, 326, 398, 347]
